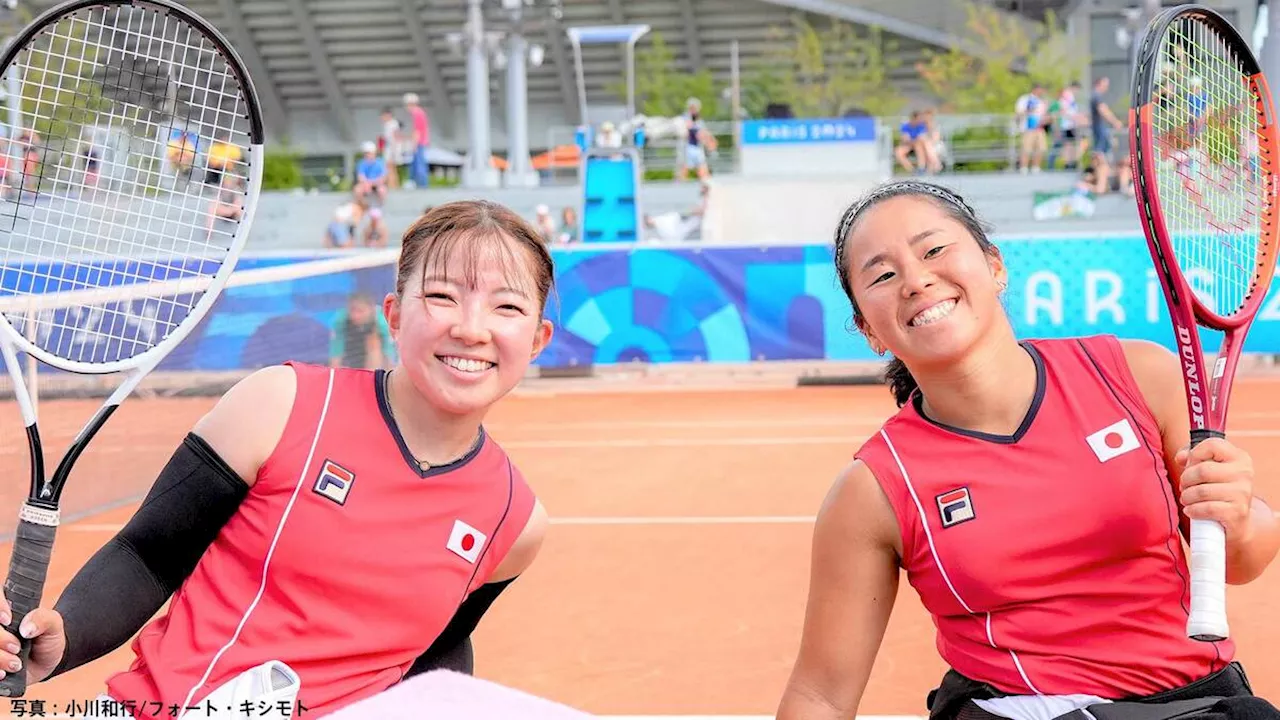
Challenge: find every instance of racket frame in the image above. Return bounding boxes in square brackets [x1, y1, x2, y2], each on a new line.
[1129, 3, 1280, 642]
[0, 0, 266, 377]
[0, 0, 266, 695]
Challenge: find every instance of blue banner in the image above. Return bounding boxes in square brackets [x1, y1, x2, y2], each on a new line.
[537, 237, 1280, 366]
[741, 117, 877, 145]
[13, 237, 1280, 372]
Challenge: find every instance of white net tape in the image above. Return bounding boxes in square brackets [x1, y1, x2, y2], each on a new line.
[0, 249, 400, 402]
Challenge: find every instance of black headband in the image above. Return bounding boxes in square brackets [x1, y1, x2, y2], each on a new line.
[836, 180, 977, 244]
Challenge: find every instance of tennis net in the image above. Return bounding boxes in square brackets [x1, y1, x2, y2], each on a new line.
[0, 248, 401, 403]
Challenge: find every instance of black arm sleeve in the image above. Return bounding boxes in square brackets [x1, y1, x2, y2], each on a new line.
[47, 433, 249, 678]
[404, 577, 517, 678]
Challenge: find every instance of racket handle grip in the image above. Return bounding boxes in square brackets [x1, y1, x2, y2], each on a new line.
[0, 507, 58, 697]
[1186, 517, 1229, 642]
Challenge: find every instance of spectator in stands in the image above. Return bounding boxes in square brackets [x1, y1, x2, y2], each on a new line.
[206, 175, 245, 233]
[205, 136, 242, 188]
[1015, 84, 1048, 173]
[77, 127, 101, 190]
[893, 111, 935, 174]
[378, 106, 402, 189]
[0, 137, 11, 198]
[921, 108, 945, 173]
[404, 92, 431, 188]
[596, 121, 623, 149]
[644, 182, 708, 243]
[167, 129, 197, 178]
[1088, 76, 1127, 194]
[324, 201, 362, 249]
[677, 97, 717, 183]
[354, 141, 389, 208]
[18, 130, 40, 193]
[1080, 160, 1133, 198]
[534, 204, 557, 244]
[330, 292, 395, 370]
[559, 207, 579, 244]
[1051, 82, 1084, 170]
[364, 207, 389, 248]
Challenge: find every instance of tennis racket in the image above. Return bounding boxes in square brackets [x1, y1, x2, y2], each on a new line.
[0, 0, 264, 695]
[1129, 4, 1280, 643]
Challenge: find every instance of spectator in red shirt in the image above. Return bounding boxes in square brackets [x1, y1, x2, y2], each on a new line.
[404, 92, 430, 187]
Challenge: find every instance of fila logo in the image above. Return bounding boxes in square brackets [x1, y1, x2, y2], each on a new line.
[1086, 418, 1141, 463]
[447, 519, 488, 564]
[313, 460, 355, 505]
[936, 487, 975, 528]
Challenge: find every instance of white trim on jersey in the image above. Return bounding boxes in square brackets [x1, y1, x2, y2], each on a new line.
[179, 368, 338, 711]
[879, 428, 1044, 696]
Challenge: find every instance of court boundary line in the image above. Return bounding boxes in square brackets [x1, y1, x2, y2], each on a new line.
[9, 426, 1280, 458]
[63, 516, 820, 534]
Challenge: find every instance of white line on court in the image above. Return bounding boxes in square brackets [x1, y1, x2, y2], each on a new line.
[502, 436, 856, 449]
[64, 516, 819, 533]
[0, 435, 851, 457]
[8, 425, 1280, 457]
[30, 428, 1280, 455]
[493, 410, 1280, 432]
[552, 516, 815, 525]
[504, 428, 1280, 448]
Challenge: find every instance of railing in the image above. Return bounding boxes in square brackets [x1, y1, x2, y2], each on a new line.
[903, 113, 1021, 172]
[541, 113, 1029, 182]
[300, 113, 1040, 192]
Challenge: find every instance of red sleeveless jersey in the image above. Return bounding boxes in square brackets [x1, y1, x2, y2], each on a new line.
[105, 362, 536, 718]
[854, 335, 1231, 699]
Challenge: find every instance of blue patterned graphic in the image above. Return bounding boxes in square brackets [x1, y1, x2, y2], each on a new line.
[542, 237, 1280, 366]
[14, 237, 1280, 372]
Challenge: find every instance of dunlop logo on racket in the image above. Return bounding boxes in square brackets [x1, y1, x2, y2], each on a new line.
[1175, 325, 1207, 428]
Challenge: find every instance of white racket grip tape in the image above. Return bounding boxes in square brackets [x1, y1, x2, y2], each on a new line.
[0, 503, 59, 696]
[1186, 517, 1230, 642]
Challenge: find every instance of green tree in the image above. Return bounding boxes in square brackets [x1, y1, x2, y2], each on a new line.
[739, 61, 789, 119]
[610, 32, 724, 119]
[744, 16, 906, 118]
[916, 6, 1083, 114]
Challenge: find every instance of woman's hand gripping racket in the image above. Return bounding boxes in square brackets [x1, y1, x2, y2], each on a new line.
[1130, 4, 1280, 643]
[0, 0, 264, 694]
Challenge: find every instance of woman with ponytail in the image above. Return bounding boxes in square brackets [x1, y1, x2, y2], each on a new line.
[777, 181, 1279, 720]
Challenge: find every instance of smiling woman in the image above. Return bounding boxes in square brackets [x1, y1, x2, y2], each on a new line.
[0, 200, 556, 720]
[776, 181, 1280, 720]
[385, 201, 556, 452]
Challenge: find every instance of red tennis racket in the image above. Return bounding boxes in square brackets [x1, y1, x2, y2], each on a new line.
[1129, 4, 1280, 642]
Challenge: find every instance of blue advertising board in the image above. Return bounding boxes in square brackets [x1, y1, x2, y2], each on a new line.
[740, 117, 877, 145]
[540, 236, 1277, 365]
[8, 237, 1280, 372]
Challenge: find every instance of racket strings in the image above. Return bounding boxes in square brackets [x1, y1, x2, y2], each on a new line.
[1150, 15, 1269, 318]
[0, 4, 254, 366]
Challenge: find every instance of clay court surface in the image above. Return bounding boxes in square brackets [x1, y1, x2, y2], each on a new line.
[0, 376, 1277, 718]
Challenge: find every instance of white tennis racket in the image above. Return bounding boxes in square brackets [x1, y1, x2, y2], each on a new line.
[0, 0, 264, 695]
